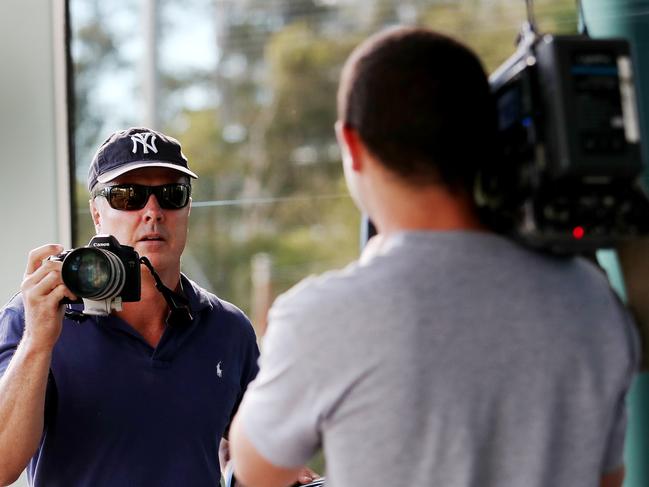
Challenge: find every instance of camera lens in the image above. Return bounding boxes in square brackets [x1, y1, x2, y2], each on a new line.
[61, 248, 125, 300]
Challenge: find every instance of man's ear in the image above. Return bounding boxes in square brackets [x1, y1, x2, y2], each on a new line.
[89, 198, 101, 233]
[335, 121, 363, 172]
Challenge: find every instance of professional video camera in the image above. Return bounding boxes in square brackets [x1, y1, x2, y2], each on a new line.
[52, 234, 141, 316]
[475, 0, 649, 253]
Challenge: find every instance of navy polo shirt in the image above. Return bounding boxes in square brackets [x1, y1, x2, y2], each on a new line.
[0, 275, 259, 487]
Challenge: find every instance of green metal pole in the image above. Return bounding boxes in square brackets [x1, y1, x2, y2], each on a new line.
[597, 251, 649, 487]
[583, 1, 649, 486]
[582, 0, 649, 187]
[626, 375, 649, 487]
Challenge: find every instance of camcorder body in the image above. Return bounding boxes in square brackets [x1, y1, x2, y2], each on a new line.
[52, 234, 141, 316]
[478, 33, 649, 253]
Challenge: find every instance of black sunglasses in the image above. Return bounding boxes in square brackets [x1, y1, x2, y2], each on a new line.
[92, 183, 191, 211]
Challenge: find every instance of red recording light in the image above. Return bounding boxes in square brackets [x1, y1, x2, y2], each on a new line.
[572, 226, 585, 239]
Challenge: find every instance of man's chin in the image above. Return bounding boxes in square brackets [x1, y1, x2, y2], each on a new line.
[138, 251, 180, 275]
[136, 239, 167, 252]
[139, 254, 165, 269]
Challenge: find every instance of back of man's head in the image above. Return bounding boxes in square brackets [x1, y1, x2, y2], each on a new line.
[337, 26, 498, 193]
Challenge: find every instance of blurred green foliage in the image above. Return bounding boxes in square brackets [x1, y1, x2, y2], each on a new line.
[71, 0, 578, 476]
[71, 0, 576, 327]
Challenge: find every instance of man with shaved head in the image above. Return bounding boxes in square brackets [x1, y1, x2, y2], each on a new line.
[230, 27, 638, 487]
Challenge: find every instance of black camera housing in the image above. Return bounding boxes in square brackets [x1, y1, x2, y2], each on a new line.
[53, 234, 141, 305]
[478, 34, 649, 253]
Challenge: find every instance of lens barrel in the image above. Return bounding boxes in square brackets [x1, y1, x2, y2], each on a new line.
[61, 248, 125, 300]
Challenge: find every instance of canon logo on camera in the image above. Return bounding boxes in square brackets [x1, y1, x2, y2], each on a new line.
[92, 242, 111, 247]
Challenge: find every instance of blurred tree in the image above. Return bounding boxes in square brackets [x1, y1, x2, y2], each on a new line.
[166, 12, 362, 312]
[421, 0, 576, 73]
[70, 0, 578, 316]
[71, 5, 125, 168]
[70, 1, 127, 242]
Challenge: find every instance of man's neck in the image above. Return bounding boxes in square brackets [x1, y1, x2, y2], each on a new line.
[368, 180, 487, 237]
[115, 271, 181, 348]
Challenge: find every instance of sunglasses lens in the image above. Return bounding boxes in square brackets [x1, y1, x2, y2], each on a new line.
[109, 186, 148, 210]
[102, 184, 189, 210]
[158, 184, 190, 209]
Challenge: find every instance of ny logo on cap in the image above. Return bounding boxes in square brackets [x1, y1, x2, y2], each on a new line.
[130, 132, 158, 154]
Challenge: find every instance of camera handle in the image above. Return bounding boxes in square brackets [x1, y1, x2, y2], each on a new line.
[139, 256, 193, 327]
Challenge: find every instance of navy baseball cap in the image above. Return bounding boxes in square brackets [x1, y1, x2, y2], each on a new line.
[87, 127, 198, 191]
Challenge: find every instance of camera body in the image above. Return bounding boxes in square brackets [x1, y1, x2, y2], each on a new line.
[53, 234, 141, 315]
[478, 34, 649, 253]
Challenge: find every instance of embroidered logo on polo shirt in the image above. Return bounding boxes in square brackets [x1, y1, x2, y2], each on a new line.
[216, 361, 223, 378]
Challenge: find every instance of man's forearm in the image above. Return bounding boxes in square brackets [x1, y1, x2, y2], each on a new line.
[230, 415, 302, 487]
[0, 338, 52, 485]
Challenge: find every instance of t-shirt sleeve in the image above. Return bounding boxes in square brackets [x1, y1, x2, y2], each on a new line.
[236, 295, 324, 469]
[601, 390, 629, 473]
[0, 294, 57, 428]
[601, 306, 641, 473]
[0, 295, 26, 380]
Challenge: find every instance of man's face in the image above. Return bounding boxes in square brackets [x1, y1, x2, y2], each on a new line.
[89, 167, 191, 276]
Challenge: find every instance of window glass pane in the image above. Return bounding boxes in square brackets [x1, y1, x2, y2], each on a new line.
[69, 0, 577, 324]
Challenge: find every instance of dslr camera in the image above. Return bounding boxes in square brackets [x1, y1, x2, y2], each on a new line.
[52, 234, 141, 315]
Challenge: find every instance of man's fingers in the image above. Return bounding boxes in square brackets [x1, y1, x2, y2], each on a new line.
[28, 271, 64, 300]
[24, 244, 64, 276]
[297, 467, 319, 483]
[297, 473, 314, 483]
[52, 283, 76, 303]
[22, 260, 63, 293]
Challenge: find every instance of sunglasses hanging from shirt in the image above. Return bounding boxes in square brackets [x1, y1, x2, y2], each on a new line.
[91, 183, 191, 210]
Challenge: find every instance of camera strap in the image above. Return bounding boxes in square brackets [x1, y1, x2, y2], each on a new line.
[139, 256, 194, 327]
[64, 307, 88, 323]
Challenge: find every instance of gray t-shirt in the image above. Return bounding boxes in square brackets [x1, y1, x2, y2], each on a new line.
[238, 231, 638, 487]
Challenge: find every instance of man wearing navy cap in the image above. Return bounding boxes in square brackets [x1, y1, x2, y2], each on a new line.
[0, 128, 265, 486]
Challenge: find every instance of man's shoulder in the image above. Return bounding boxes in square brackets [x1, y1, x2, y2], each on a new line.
[267, 260, 383, 339]
[0, 292, 25, 332]
[0, 294, 25, 373]
[181, 274, 228, 312]
[1, 292, 24, 314]
[274, 260, 365, 308]
[182, 274, 256, 337]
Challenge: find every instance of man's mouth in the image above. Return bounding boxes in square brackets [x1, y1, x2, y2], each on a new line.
[139, 235, 164, 242]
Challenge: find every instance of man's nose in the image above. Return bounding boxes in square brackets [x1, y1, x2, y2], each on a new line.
[142, 193, 164, 222]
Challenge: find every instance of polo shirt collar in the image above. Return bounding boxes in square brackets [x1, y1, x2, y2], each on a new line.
[179, 273, 214, 316]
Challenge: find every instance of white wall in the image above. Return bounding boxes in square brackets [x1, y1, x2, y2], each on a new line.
[0, 0, 70, 304]
[0, 1, 69, 484]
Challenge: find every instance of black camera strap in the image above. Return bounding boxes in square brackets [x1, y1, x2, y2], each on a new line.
[64, 308, 87, 323]
[139, 256, 194, 327]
